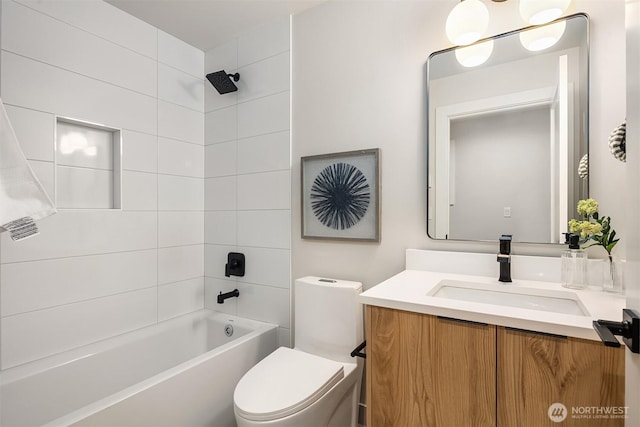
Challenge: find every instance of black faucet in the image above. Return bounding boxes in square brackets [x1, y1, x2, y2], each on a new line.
[217, 289, 240, 304]
[497, 235, 512, 283]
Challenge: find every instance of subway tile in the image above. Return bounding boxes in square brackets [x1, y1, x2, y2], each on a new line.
[3, 0, 157, 96]
[1, 250, 157, 316]
[158, 100, 204, 145]
[1, 287, 157, 369]
[159, 211, 204, 248]
[4, 104, 54, 162]
[237, 51, 290, 103]
[158, 174, 204, 211]
[122, 130, 157, 173]
[237, 170, 290, 210]
[158, 30, 204, 78]
[204, 176, 236, 211]
[237, 91, 289, 139]
[237, 15, 290, 68]
[158, 64, 204, 112]
[205, 80, 238, 113]
[14, 0, 158, 59]
[158, 138, 204, 178]
[157, 244, 204, 285]
[1, 52, 157, 135]
[27, 160, 54, 201]
[204, 277, 238, 315]
[0, 211, 158, 263]
[122, 171, 157, 211]
[236, 247, 290, 289]
[205, 141, 236, 178]
[237, 131, 290, 174]
[55, 166, 114, 209]
[205, 211, 236, 245]
[236, 282, 290, 328]
[205, 106, 237, 145]
[204, 244, 238, 279]
[158, 277, 204, 321]
[237, 210, 291, 249]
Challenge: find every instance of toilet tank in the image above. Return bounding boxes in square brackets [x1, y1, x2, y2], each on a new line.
[294, 276, 363, 364]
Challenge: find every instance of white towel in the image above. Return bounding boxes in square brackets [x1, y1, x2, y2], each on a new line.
[0, 98, 56, 241]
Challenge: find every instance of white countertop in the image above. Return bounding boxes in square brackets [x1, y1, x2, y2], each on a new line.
[359, 269, 626, 341]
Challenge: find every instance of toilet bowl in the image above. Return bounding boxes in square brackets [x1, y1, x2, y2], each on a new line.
[233, 277, 363, 427]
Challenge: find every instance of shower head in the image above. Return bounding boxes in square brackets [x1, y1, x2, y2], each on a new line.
[206, 70, 240, 94]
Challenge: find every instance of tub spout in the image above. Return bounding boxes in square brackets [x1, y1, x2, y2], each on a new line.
[218, 289, 240, 304]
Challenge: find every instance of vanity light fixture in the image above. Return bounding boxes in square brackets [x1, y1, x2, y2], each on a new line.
[520, 0, 571, 25]
[445, 0, 490, 46]
[519, 20, 567, 51]
[454, 38, 495, 67]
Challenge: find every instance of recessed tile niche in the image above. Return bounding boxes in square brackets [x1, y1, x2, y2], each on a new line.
[55, 118, 122, 209]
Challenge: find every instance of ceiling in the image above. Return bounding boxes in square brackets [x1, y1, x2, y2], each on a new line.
[106, 0, 324, 52]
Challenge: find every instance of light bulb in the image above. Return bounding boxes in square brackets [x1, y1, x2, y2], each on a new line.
[446, 0, 490, 46]
[520, 0, 571, 25]
[519, 20, 567, 51]
[455, 39, 494, 67]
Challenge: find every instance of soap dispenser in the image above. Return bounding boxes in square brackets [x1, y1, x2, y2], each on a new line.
[561, 233, 588, 289]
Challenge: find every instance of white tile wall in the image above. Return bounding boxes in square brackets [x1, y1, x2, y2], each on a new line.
[158, 138, 205, 178]
[1, 51, 158, 135]
[237, 131, 290, 175]
[205, 141, 237, 178]
[158, 100, 204, 145]
[122, 171, 158, 211]
[237, 91, 290, 139]
[158, 174, 204, 211]
[0, 0, 206, 369]
[3, 0, 158, 97]
[14, 0, 158, 59]
[158, 245, 205, 285]
[158, 277, 205, 321]
[4, 104, 54, 162]
[158, 30, 204, 78]
[204, 17, 291, 347]
[56, 166, 114, 209]
[1, 250, 157, 316]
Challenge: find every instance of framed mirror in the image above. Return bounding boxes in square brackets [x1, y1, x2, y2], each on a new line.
[427, 13, 589, 244]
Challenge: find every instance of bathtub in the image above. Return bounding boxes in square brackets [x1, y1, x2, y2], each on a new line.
[1, 310, 278, 426]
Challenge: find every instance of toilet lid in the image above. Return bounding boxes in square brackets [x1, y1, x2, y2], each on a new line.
[234, 347, 345, 422]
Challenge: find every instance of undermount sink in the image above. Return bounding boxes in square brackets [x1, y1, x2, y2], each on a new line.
[427, 279, 590, 317]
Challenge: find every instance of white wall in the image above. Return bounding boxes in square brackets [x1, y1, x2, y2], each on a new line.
[203, 17, 292, 347]
[292, 0, 627, 289]
[0, 0, 205, 369]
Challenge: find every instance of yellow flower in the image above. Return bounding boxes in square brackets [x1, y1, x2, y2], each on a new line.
[568, 219, 583, 233]
[577, 198, 599, 216]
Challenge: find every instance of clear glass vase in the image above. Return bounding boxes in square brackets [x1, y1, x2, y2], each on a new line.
[602, 258, 625, 293]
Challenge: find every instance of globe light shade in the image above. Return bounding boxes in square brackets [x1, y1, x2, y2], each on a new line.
[455, 39, 495, 67]
[520, 0, 572, 25]
[519, 20, 567, 51]
[446, 0, 490, 46]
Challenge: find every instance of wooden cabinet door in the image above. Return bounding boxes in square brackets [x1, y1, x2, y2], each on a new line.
[367, 306, 496, 427]
[497, 327, 625, 427]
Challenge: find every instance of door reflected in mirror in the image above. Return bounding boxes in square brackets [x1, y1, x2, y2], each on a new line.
[427, 14, 589, 244]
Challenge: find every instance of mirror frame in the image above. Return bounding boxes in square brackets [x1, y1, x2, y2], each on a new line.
[426, 13, 590, 244]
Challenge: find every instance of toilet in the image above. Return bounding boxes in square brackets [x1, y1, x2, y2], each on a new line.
[233, 277, 364, 427]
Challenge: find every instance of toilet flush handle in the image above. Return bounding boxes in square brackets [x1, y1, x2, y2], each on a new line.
[350, 340, 366, 359]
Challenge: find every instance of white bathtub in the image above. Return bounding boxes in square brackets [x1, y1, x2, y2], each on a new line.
[1, 310, 278, 427]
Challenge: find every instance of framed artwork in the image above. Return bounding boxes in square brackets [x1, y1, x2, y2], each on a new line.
[301, 148, 380, 242]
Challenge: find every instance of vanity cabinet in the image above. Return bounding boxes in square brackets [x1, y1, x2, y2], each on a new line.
[366, 306, 625, 427]
[366, 306, 496, 427]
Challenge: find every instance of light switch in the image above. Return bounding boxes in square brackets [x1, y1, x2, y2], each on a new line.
[504, 207, 511, 218]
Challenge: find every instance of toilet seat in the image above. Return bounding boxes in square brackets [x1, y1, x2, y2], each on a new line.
[234, 347, 345, 422]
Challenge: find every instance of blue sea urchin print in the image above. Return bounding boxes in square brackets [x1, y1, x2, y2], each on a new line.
[310, 162, 370, 230]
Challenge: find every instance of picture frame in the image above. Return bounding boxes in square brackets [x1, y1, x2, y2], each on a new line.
[301, 148, 380, 242]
